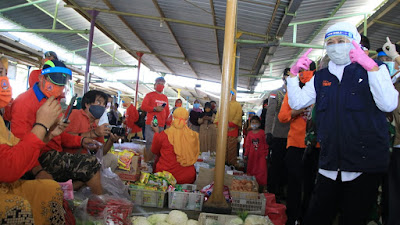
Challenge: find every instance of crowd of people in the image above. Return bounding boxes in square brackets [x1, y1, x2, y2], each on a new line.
[0, 20, 399, 225]
[260, 22, 400, 225]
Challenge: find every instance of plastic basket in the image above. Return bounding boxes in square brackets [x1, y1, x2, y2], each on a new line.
[181, 184, 197, 191]
[198, 213, 239, 225]
[231, 191, 266, 215]
[168, 191, 204, 211]
[129, 189, 167, 208]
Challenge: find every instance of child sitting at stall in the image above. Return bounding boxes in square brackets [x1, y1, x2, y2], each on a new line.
[244, 116, 268, 192]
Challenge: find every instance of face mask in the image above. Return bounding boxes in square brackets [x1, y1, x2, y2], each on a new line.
[251, 124, 259, 130]
[205, 108, 211, 113]
[175, 103, 182, 107]
[106, 102, 111, 109]
[299, 71, 314, 83]
[89, 105, 106, 119]
[326, 43, 353, 65]
[384, 61, 397, 76]
[193, 103, 200, 108]
[0, 77, 12, 108]
[41, 79, 64, 98]
[155, 84, 164, 92]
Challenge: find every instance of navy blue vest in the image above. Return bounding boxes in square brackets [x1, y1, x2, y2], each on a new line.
[314, 62, 389, 172]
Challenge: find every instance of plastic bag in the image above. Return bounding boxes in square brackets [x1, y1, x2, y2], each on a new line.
[75, 195, 133, 225]
[59, 179, 74, 200]
[201, 182, 231, 203]
[94, 141, 130, 199]
[101, 167, 130, 199]
[95, 141, 104, 167]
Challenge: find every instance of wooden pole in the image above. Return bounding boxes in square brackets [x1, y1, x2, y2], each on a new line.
[205, 0, 237, 207]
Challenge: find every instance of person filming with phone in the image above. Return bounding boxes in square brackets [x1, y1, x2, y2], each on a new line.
[11, 59, 104, 195]
[141, 77, 170, 162]
[0, 56, 66, 224]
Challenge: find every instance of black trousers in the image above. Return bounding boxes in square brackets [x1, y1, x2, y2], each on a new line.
[285, 147, 305, 225]
[267, 137, 288, 199]
[285, 146, 320, 225]
[303, 172, 382, 225]
[388, 148, 400, 225]
[302, 147, 320, 221]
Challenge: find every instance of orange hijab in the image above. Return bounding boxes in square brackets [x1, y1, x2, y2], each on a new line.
[164, 107, 200, 167]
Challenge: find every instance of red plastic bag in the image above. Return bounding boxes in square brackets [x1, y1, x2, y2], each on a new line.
[264, 193, 276, 206]
[266, 203, 287, 225]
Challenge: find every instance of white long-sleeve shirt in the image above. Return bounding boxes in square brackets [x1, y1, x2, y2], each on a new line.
[287, 62, 399, 181]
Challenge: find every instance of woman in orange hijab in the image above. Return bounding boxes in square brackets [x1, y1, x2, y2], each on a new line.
[151, 107, 200, 184]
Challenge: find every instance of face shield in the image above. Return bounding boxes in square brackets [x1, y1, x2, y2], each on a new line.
[41, 66, 72, 99]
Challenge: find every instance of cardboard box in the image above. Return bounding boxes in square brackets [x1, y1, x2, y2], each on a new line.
[194, 167, 233, 190]
[115, 155, 141, 182]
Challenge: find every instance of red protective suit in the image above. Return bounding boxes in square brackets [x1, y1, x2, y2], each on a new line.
[151, 131, 196, 184]
[0, 118, 45, 183]
[124, 104, 141, 133]
[141, 92, 169, 127]
[11, 84, 82, 166]
[29, 69, 41, 88]
[244, 130, 268, 186]
[64, 109, 104, 154]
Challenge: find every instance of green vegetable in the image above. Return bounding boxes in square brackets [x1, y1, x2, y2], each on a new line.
[166, 210, 188, 225]
[132, 216, 152, 225]
[237, 211, 248, 221]
[147, 214, 168, 224]
[226, 217, 244, 225]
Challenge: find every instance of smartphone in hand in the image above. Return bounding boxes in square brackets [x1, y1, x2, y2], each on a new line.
[63, 94, 77, 123]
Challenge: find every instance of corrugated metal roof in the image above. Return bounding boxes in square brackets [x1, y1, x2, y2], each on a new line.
[259, 0, 394, 89]
[1, 0, 396, 94]
[0, 0, 137, 74]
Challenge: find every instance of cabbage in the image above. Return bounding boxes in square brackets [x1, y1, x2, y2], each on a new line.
[147, 214, 168, 224]
[132, 216, 151, 225]
[186, 219, 199, 225]
[166, 210, 188, 225]
[155, 222, 170, 225]
[244, 215, 270, 225]
[225, 217, 243, 225]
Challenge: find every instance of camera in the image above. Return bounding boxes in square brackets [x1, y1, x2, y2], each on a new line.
[110, 126, 126, 136]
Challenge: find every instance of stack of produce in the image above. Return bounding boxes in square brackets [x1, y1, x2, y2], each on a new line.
[130, 210, 274, 225]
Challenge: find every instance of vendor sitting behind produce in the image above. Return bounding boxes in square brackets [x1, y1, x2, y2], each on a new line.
[151, 107, 200, 184]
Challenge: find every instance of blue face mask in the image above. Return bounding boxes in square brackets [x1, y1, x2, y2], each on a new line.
[89, 105, 106, 119]
[384, 61, 397, 76]
[193, 103, 200, 108]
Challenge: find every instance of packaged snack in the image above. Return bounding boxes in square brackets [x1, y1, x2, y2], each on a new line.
[118, 150, 135, 171]
[139, 172, 150, 184]
[201, 182, 231, 203]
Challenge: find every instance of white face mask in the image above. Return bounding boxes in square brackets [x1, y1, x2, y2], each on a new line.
[326, 43, 353, 65]
[106, 102, 111, 109]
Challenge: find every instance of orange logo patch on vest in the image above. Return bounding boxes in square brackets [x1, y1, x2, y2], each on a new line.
[322, 80, 332, 86]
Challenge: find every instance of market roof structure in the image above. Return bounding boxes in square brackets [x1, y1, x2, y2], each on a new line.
[0, 0, 399, 100]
